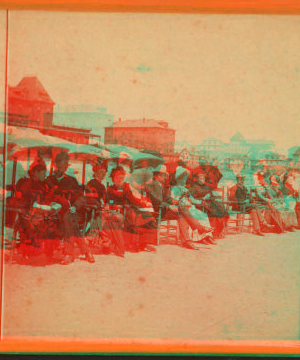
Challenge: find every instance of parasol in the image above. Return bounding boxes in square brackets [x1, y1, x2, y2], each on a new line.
[197, 164, 223, 189]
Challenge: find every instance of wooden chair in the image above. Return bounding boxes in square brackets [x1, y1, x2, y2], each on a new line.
[225, 187, 253, 235]
[157, 206, 180, 245]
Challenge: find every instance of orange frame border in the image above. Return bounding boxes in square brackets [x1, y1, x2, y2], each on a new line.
[1, 0, 300, 354]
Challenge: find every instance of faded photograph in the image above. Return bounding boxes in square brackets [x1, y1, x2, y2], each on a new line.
[1, 11, 300, 340]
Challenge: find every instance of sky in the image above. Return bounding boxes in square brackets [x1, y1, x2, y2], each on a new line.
[3, 11, 300, 151]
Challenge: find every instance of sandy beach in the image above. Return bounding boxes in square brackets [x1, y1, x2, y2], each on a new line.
[2, 231, 300, 341]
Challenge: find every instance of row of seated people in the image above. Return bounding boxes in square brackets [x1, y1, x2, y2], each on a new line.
[6, 152, 300, 265]
[227, 164, 300, 236]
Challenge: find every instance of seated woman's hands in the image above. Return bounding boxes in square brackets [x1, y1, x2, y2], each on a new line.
[51, 202, 62, 212]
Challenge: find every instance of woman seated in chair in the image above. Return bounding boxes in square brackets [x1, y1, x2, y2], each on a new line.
[102, 166, 127, 257]
[266, 174, 298, 232]
[171, 166, 215, 246]
[189, 167, 229, 238]
[16, 161, 69, 257]
[84, 158, 113, 254]
[107, 166, 126, 209]
[252, 165, 286, 234]
[123, 159, 157, 253]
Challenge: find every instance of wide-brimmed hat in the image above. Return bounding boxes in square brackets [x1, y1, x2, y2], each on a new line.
[175, 166, 190, 180]
[133, 158, 150, 170]
[154, 164, 168, 174]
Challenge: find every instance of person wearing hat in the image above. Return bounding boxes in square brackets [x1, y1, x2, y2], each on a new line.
[229, 175, 267, 236]
[170, 166, 215, 248]
[252, 164, 286, 234]
[118, 151, 133, 182]
[15, 161, 71, 254]
[145, 164, 173, 214]
[123, 158, 157, 253]
[46, 152, 95, 264]
[86, 158, 108, 206]
[189, 166, 229, 239]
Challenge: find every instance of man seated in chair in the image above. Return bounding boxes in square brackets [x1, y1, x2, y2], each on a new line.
[230, 175, 267, 236]
[46, 152, 95, 264]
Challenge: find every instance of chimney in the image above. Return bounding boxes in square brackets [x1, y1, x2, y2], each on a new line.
[143, 118, 145, 124]
[119, 118, 121, 122]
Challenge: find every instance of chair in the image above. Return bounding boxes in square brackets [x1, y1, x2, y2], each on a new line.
[225, 186, 253, 235]
[157, 206, 180, 245]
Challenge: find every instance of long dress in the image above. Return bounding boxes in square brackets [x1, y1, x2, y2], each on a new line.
[170, 185, 212, 236]
[189, 182, 229, 236]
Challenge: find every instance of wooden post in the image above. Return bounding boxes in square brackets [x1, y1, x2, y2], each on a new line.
[27, 147, 30, 171]
[82, 159, 86, 185]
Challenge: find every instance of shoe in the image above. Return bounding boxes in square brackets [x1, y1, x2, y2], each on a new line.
[261, 225, 276, 233]
[183, 241, 199, 250]
[201, 235, 217, 245]
[85, 253, 95, 263]
[253, 230, 265, 236]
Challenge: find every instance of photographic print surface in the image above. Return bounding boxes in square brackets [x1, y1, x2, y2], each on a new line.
[1, 10, 300, 344]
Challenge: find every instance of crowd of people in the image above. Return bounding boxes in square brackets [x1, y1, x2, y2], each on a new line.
[2, 148, 300, 265]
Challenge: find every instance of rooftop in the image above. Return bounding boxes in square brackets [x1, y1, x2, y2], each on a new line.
[112, 119, 174, 130]
[9, 77, 55, 104]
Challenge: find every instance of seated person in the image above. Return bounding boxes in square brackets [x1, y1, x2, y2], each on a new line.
[283, 171, 300, 229]
[16, 161, 67, 250]
[266, 174, 297, 231]
[123, 159, 157, 253]
[86, 157, 107, 207]
[118, 151, 133, 183]
[146, 165, 198, 250]
[171, 166, 215, 247]
[145, 165, 175, 216]
[252, 165, 285, 234]
[189, 167, 229, 238]
[229, 175, 268, 236]
[107, 165, 126, 209]
[46, 152, 94, 264]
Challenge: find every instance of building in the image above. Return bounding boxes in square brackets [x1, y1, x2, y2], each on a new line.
[8, 77, 55, 132]
[264, 151, 289, 167]
[7, 77, 100, 144]
[53, 104, 114, 142]
[105, 118, 176, 155]
[288, 146, 300, 161]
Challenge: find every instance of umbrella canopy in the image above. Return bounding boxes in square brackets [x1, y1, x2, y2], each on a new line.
[106, 144, 140, 159]
[7, 126, 78, 151]
[137, 149, 165, 168]
[70, 144, 113, 162]
[5, 126, 113, 162]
